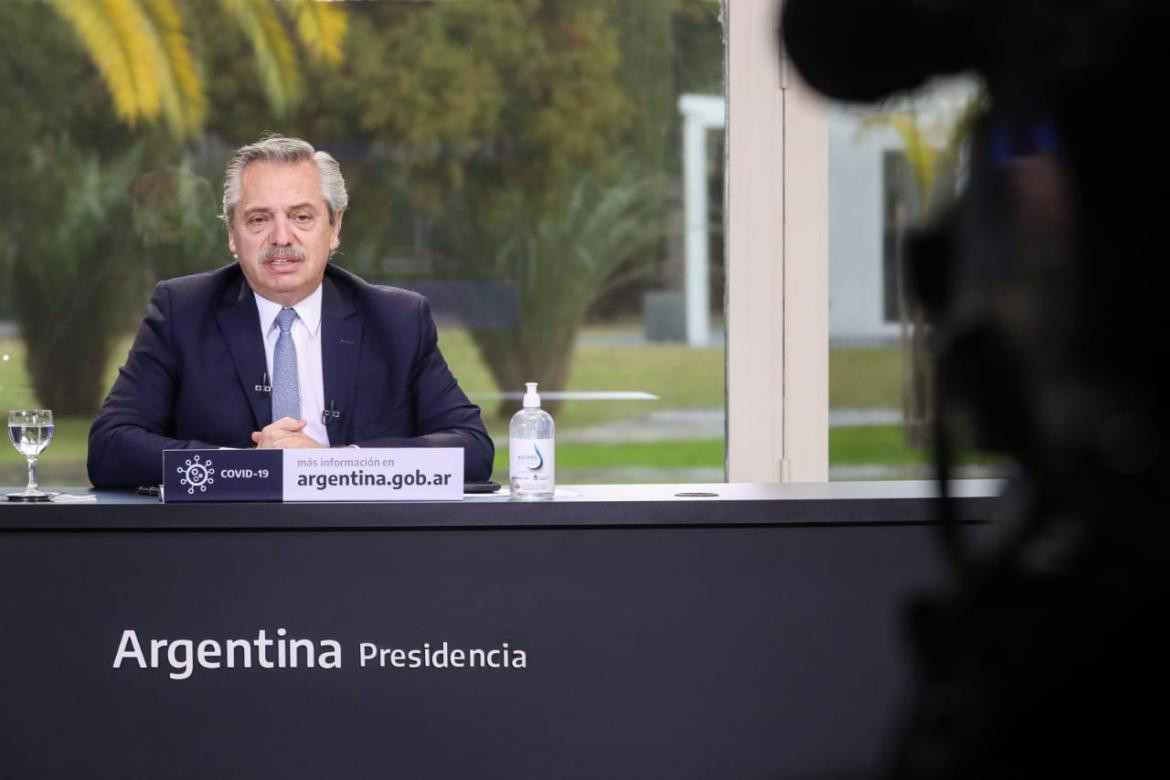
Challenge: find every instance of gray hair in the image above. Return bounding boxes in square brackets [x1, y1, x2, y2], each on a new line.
[222, 134, 349, 225]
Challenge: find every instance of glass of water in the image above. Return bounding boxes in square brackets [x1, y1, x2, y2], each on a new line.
[8, 409, 54, 502]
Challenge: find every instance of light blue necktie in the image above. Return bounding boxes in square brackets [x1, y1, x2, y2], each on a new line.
[271, 307, 301, 421]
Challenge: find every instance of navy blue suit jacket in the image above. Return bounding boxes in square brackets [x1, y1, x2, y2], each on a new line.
[88, 264, 494, 488]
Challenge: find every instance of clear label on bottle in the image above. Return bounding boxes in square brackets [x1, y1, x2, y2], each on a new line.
[509, 437, 555, 493]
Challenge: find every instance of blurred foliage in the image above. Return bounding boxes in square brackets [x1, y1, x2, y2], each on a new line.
[0, 1, 146, 413]
[130, 158, 229, 281]
[46, 0, 347, 138]
[46, 0, 207, 138]
[432, 170, 666, 415]
[350, 0, 631, 212]
[858, 87, 985, 217]
[7, 140, 146, 413]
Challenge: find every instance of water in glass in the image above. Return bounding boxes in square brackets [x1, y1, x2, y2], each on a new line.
[7, 409, 54, 501]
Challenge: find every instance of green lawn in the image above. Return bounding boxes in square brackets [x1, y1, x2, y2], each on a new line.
[438, 327, 726, 431]
[1, 329, 938, 485]
[492, 440, 725, 481]
[488, 429, 975, 482]
[830, 347, 903, 409]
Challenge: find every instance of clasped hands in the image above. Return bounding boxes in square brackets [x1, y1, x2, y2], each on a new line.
[251, 417, 325, 449]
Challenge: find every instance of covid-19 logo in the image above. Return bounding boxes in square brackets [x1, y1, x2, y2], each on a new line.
[177, 454, 215, 495]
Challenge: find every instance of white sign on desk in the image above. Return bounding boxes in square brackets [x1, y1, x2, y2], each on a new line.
[282, 448, 463, 502]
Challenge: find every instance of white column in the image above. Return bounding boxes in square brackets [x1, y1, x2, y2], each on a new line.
[679, 94, 725, 347]
[683, 110, 711, 346]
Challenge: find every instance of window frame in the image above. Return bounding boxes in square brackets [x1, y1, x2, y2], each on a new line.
[725, 0, 828, 482]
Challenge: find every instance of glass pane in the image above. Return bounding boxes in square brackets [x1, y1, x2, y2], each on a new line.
[827, 76, 1001, 479]
[0, 0, 726, 486]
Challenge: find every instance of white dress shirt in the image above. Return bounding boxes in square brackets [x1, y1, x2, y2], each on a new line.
[254, 285, 330, 446]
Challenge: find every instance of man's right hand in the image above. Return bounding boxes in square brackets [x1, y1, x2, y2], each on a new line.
[251, 417, 325, 449]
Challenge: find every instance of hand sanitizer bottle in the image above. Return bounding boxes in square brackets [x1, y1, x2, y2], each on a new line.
[509, 382, 555, 500]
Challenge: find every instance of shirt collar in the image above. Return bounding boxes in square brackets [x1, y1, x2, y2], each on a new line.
[254, 283, 324, 336]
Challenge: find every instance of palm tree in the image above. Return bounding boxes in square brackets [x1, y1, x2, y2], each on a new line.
[46, 0, 348, 139]
[430, 171, 667, 418]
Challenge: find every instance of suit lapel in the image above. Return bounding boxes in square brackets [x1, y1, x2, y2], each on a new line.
[215, 279, 270, 429]
[321, 275, 363, 444]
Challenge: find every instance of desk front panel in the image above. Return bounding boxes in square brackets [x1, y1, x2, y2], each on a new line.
[0, 517, 951, 779]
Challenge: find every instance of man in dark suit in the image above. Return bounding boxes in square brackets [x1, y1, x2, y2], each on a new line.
[88, 135, 493, 488]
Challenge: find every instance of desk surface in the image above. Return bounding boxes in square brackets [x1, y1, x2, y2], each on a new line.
[0, 479, 1003, 530]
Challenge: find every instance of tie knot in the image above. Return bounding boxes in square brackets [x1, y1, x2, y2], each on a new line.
[276, 307, 297, 333]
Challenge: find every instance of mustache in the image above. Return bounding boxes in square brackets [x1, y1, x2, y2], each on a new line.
[260, 247, 306, 264]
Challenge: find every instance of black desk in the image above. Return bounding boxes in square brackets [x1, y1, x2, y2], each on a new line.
[1, 481, 1000, 779]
